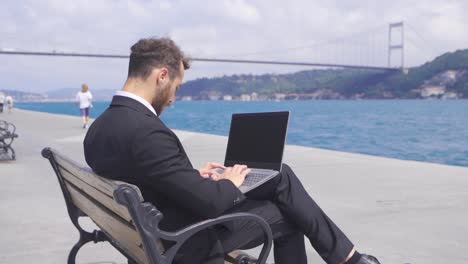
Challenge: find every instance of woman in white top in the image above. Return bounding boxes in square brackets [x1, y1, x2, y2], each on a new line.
[5, 95, 13, 113]
[76, 83, 93, 128]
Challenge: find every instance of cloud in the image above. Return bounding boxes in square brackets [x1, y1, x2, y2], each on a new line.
[1, 0, 468, 92]
[223, 0, 261, 24]
[170, 25, 219, 56]
[159, 1, 171, 11]
[428, 2, 465, 42]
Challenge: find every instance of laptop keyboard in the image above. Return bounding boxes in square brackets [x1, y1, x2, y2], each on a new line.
[214, 169, 271, 187]
[243, 172, 269, 186]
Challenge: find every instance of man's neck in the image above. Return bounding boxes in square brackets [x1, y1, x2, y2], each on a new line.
[122, 79, 154, 106]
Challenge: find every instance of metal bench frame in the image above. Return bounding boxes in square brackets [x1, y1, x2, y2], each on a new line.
[42, 147, 273, 264]
[0, 120, 18, 160]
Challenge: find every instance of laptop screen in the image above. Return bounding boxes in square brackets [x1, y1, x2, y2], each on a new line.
[224, 111, 289, 171]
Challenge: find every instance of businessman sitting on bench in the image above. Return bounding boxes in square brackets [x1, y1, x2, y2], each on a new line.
[83, 37, 380, 264]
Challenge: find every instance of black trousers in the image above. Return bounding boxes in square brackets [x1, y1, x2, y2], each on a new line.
[209, 164, 354, 264]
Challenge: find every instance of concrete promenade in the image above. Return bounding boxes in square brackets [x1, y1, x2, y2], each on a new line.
[1, 108, 468, 263]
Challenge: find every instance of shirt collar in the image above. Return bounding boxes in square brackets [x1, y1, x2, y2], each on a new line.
[115, 90, 157, 116]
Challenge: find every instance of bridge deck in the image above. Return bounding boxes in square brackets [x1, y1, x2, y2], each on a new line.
[0, 50, 398, 71]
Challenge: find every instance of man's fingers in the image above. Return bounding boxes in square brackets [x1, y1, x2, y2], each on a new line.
[217, 165, 250, 187]
[203, 162, 225, 170]
[199, 169, 209, 174]
[200, 168, 220, 178]
[209, 162, 225, 169]
[241, 168, 252, 176]
[233, 164, 247, 173]
[199, 169, 211, 178]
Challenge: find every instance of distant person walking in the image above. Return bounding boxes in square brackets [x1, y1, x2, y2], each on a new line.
[5, 95, 13, 113]
[76, 83, 93, 129]
[0, 92, 5, 113]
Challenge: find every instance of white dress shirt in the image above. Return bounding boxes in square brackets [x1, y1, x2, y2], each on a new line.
[115, 90, 157, 116]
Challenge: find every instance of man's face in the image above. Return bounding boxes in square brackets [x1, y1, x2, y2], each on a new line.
[152, 62, 184, 115]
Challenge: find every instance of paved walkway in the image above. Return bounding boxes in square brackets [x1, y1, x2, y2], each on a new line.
[1, 109, 468, 263]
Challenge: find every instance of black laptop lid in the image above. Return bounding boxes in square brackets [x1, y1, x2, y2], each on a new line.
[224, 111, 289, 171]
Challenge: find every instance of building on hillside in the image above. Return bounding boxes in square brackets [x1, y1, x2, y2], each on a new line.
[442, 70, 457, 80]
[273, 93, 286, 100]
[442, 92, 459, 100]
[251, 92, 258, 101]
[208, 95, 220, 101]
[240, 94, 251, 101]
[421, 86, 445, 98]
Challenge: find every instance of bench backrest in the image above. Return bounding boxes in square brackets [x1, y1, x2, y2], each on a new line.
[43, 148, 151, 264]
[0, 120, 16, 135]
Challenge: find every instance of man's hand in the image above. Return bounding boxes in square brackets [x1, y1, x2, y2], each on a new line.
[199, 162, 251, 188]
[198, 162, 225, 178]
[216, 164, 251, 188]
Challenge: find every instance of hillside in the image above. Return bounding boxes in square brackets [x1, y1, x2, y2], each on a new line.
[0, 88, 116, 102]
[45, 88, 116, 101]
[0, 89, 46, 101]
[178, 49, 468, 100]
[3, 49, 467, 101]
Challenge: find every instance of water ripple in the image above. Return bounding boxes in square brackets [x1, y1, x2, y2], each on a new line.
[16, 100, 468, 167]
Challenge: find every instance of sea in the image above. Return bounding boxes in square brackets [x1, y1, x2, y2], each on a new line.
[15, 100, 468, 167]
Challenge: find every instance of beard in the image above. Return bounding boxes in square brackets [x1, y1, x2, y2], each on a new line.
[152, 82, 172, 116]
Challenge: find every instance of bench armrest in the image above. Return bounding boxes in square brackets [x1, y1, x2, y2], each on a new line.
[115, 184, 273, 264]
[167, 212, 272, 263]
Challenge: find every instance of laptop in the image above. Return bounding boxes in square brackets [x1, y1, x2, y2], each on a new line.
[217, 111, 290, 193]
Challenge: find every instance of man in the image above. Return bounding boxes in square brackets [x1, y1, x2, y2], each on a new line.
[84, 37, 380, 264]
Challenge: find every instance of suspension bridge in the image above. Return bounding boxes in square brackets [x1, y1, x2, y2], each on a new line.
[0, 21, 433, 72]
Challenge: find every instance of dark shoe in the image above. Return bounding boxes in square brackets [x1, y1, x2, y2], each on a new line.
[357, 254, 381, 264]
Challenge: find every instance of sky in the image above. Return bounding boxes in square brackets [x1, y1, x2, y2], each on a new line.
[1, 0, 467, 93]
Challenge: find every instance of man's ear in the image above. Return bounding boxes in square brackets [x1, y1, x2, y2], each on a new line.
[158, 68, 169, 83]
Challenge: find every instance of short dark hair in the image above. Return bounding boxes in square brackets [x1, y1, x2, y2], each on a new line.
[128, 37, 190, 80]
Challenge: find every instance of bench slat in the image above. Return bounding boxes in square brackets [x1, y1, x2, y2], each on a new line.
[59, 165, 134, 224]
[65, 182, 148, 264]
[53, 153, 143, 200]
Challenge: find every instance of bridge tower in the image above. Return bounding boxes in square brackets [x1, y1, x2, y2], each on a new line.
[388, 21, 405, 69]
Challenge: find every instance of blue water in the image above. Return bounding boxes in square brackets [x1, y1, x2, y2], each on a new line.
[16, 100, 468, 167]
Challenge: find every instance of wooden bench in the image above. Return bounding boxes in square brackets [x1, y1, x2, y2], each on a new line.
[0, 120, 18, 160]
[41, 147, 273, 264]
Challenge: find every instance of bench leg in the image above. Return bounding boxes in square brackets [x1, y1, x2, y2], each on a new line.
[9, 146, 15, 160]
[225, 251, 257, 264]
[0, 145, 15, 160]
[67, 230, 107, 264]
[234, 254, 255, 264]
[67, 241, 84, 264]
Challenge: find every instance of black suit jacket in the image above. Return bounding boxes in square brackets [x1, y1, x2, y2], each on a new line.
[84, 96, 245, 262]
